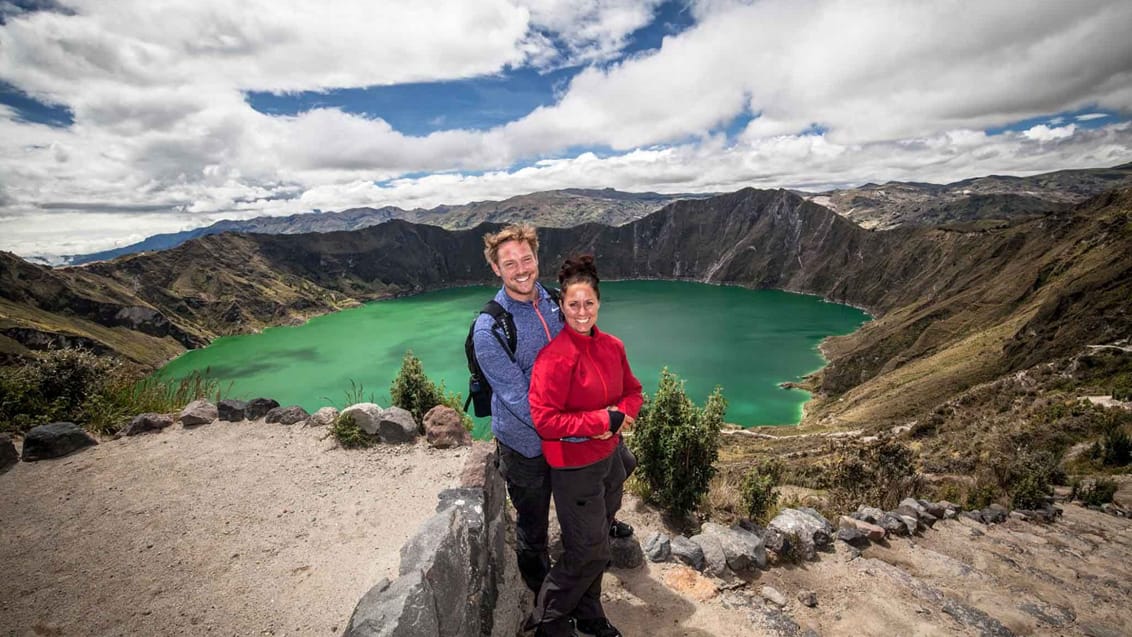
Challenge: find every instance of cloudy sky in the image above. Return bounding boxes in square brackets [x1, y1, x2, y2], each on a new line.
[1, 0, 1131, 259]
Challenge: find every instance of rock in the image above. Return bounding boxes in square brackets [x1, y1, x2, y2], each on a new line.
[919, 511, 939, 527]
[21, 422, 97, 461]
[217, 399, 248, 422]
[839, 515, 886, 542]
[900, 497, 927, 515]
[422, 405, 471, 448]
[768, 508, 833, 560]
[760, 585, 788, 607]
[341, 403, 384, 435]
[701, 522, 766, 571]
[797, 590, 818, 608]
[245, 397, 280, 420]
[1, 433, 18, 472]
[689, 533, 728, 576]
[879, 513, 908, 536]
[896, 514, 919, 535]
[670, 535, 705, 571]
[837, 527, 870, 548]
[378, 407, 419, 444]
[123, 412, 174, 436]
[982, 504, 1009, 524]
[962, 510, 987, 525]
[798, 508, 835, 537]
[179, 399, 217, 426]
[856, 506, 887, 524]
[923, 500, 948, 519]
[610, 536, 644, 569]
[643, 532, 671, 562]
[309, 406, 339, 427]
[343, 572, 438, 637]
[265, 405, 310, 425]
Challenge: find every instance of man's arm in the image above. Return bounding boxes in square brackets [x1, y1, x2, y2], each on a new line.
[473, 318, 534, 427]
[529, 350, 614, 439]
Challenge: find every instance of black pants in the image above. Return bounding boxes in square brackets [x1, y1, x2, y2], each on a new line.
[529, 452, 624, 636]
[497, 442, 553, 593]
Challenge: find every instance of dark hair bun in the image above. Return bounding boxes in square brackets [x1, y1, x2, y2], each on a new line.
[558, 254, 599, 286]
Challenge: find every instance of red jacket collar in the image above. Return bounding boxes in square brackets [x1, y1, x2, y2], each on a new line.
[561, 323, 602, 346]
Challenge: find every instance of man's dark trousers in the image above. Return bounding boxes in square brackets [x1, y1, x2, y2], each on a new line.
[497, 441, 552, 593]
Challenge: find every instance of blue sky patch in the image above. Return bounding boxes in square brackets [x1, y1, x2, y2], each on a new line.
[986, 108, 1125, 135]
[0, 80, 73, 127]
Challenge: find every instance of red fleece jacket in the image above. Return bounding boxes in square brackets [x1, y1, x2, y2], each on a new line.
[529, 325, 644, 468]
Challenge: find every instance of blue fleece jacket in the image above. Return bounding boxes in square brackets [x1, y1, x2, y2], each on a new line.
[473, 282, 563, 458]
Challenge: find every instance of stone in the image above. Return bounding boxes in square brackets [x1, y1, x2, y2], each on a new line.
[982, 504, 1009, 524]
[341, 403, 384, 435]
[689, 533, 727, 576]
[179, 399, 217, 426]
[643, 532, 671, 562]
[265, 405, 310, 425]
[923, 500, 948, 519]
[962, 510, 987, 525]
[123, 412, 174, 436]
[670, 535, 705, 571]
[760, 585, 788, 607]
[879, 513, 908, 536]
[217, 399, 247, 422]
[896, 514, 920, 535]
[1, 433, 18, 472]
[308, 406, 339, 427]
[797, 590, 818, 608]
[919, 511, 939, 527]
[837, 527, 870, 548]
[701, 522, 766, 571]
[900, 497, 927, 515]
[378, 406, 419, 444]
[343, 572, 439, 637]
[839, 515, 886, 542]
[21, 422, 97, 461]
[422, 405, 472, 448]
[610, 536, 644, 569]
[768, 508, 833, 560]
[397, 505, 482, 637]
[856, 506, 887, 524]
[245, 397, 280, 420]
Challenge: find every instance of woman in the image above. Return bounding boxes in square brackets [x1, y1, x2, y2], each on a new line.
[527, 255, 643, 637]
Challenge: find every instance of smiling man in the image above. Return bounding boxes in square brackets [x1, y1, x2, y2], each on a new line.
[474, 224, 564, 595]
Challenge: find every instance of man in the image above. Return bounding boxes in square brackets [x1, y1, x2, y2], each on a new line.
[473, 224, 563, 594]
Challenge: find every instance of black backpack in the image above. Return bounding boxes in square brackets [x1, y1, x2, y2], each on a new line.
[463, 289, 560, 417]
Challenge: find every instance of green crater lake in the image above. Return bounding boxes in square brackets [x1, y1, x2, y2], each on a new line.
[159, 281, 869, 437]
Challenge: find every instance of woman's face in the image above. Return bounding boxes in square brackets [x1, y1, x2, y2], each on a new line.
[561, 282, 600, 334]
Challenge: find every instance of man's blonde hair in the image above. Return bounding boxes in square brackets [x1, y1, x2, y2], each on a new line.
[483, 224, 539, 265]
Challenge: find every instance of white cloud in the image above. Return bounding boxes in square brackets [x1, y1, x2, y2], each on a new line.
[1023, 124, 1077, 142]
[521, 0, 667, 66]
[1076, 113, 1110, 121]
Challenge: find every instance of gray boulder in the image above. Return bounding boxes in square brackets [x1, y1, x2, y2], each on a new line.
[797, 590, 818, 608]
[378, 407, 419, 444]
[768, 508, 833, 560]
[217, 399, 248, 422]
[701, 522, 766, 571]
[422, 405, 472, 448]
[245, 397, 280, 420]
[670, 535, 705, 571]
[343, 573, 438, 637]
[984, 503, 1009, 524]
[1, 433, 18, 472]
[836, 527, 870, 548]
[123, 412, 174, 436]
[879, 513, 908, 536]
[342, 403, 384, 435]
[856, 506, 887, 524]
[689, 532, 727, 576]
[760, 585, 788, 607]
[309, 406, 339, 427]
[265, 405, 310, 425]
[610, 536, 644, 569]
[643, 532, 671, 562]
[179, 399, 217, 426]
[900, 498, 927, 515]
[839, 515, 886, 542]
[21, 422, 97, 461]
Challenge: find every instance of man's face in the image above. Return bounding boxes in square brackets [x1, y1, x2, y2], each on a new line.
[491, 239, 539, 302]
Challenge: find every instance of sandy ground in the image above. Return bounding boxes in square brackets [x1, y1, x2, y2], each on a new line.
[0, 420, 467, 637]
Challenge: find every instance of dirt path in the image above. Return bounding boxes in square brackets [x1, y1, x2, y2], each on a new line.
[0, 421, 467, 637]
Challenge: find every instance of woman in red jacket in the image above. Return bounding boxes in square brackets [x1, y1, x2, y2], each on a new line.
[526, 255, 643, 637]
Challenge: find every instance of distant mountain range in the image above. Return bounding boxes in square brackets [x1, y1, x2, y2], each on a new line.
[55, 188, 707, 266]
[3, 176, 1129, 429]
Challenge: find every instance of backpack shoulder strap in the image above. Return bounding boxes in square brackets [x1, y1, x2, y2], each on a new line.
[481, 300, 517, 361]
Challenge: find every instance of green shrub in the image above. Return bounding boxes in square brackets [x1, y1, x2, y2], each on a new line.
[389, 350, 445, 427]
[1011, 471, 1051, 510]
[741, 460, 782, 523]
[1112, 382, 1131, 402]
[965, 480, 997, 510]
[828, 439, 920, 511]
[332, 413, 378, 449]
[1072, 477, 1118, 506]
[629, 368, 726, 519]
[1101, 427, 1131, 466]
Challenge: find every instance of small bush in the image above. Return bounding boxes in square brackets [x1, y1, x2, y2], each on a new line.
[1010, 471, 1051, 510]
[965, 480, 997, 510]
[828, 439, 920, 511]
[741, 460, 783, 523]
[1112, 382, 1131, 402]
[332, 413, 377, 449]
[1072, 477, 1118, 506]
[1102, 427, 1131, 466]
[630, 368, 726, 519]
[389, 350, 444, 427]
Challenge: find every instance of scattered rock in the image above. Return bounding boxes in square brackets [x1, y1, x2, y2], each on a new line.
[265, 405, 310, 425]
[1, 433, 18, 472]
[760, 585, 788, 607]
[245, 397, 280, 421]
[660, 564, 717, 602]
[856, 506, 887, 524]
[610, 536, 644, 569]
[21, 422, 97, 461]
[797, 590, 817, 608]
[768, 508, 833, 561]
[879, 513, 908, 536]
[839, 515, 886, 542]
[179, 399, 217, 426]
[689, 532, 728, 576]
[670, 535, 705, 571]
[982, 504, 1009, 525]
[217, 399, 248, 422]
[422, 405, 471, 448]
[643, 532, 671, 562]
[123, 413, 174, 436]
[308, 406, 339, 427]
[341, 403, 384, 435]
[836, 527, 870, 548]
[378, 407, 419, 444]
[701, 522, 767, 571]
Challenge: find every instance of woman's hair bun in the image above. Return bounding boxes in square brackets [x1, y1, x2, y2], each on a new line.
[557, 254, 601, 296]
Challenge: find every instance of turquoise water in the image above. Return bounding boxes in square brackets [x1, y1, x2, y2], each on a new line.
[158, 281, 869, 437]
